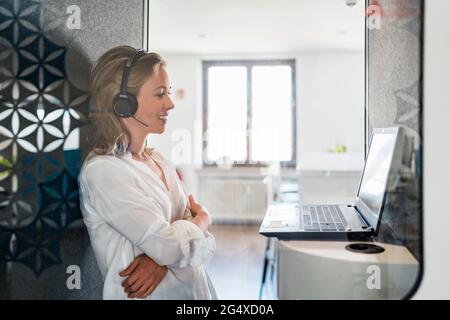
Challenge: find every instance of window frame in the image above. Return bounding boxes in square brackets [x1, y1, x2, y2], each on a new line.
[202, 59, 297, 168]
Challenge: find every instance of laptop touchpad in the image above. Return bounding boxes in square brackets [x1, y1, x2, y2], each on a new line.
[268, 207, 299, 228]
[269, 220, 284, 228]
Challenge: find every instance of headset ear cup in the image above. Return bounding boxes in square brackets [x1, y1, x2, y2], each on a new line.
[113, 94, 135, 117]
[114, 49, 144, 118]
[127, 94, 138, 115]
[112, 94, 120, 116]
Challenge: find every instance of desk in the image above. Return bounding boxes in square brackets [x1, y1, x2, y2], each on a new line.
[263, 171, 420, 300]
[276, 240, 419, 299]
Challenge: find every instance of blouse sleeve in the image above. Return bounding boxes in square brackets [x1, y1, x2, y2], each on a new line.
[79, 158, 215, 269]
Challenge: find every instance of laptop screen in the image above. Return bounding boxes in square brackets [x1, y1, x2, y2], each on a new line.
[357, 129, 399, 229]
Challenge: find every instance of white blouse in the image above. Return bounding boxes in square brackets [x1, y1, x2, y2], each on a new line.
[78, 149, 217, 300]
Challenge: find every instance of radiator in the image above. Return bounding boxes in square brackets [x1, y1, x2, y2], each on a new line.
[198, 176, 273, 223]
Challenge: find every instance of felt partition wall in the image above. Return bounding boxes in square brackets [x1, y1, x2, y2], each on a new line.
[0, 0, 145, 299]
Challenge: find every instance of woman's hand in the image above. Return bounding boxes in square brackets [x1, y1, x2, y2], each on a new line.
[188, 194, 203, 217]
[188, 194, 212, 231]
[119, 254, 168, 299]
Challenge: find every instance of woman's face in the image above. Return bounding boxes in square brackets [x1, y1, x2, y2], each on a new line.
[133, 66, 175, 134]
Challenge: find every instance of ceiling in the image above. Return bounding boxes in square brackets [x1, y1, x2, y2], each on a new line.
[148, 0, 365, 54]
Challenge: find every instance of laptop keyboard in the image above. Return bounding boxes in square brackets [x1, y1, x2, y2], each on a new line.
[301, 205, 348, 232]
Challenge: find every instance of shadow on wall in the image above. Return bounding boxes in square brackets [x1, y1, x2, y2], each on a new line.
[0, 0, 102, 299]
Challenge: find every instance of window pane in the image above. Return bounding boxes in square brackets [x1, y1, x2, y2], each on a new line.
[251, 65, 292, 162]
[207, 66, 247, 163]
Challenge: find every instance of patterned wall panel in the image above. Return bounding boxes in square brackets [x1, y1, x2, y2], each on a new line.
[366, 0, 423, 262]
[0, 0, 90, 275]
[0, 0, 144, 297]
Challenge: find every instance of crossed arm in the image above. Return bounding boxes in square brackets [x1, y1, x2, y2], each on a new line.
[119, 194, 212, 299]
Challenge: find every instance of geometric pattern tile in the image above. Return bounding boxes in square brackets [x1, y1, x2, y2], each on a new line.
[394, 80, 421, 131]
[0, 0, 89, 275]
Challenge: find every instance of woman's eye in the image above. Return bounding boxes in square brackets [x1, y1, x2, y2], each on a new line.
[156, 89, 171, 98]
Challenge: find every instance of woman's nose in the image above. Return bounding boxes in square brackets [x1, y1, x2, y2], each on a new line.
[166, 96, 175, 110]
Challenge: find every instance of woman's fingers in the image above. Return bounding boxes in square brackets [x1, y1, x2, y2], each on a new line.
[188, 195, 197, 213]
[188, 195, 197, 217]
[131, 276, 154, 299]
[141, 284, 154, 299]
[188, 194, 196, 208]
[143, 280, 158, 299]
[122, 268, 141, 288]
[129, 272, 157, 298]
[189, 194, 204, 214]
[122, 262, 149, 288]
[127, 273, 146, 292]
[126, 276, 149, 298]
[119, 257, 139, 277]
[126, 267, 167, 298]
[139, 267, 167, 298]
[121, 255, 167, 298]
[121, 255, 158, 287]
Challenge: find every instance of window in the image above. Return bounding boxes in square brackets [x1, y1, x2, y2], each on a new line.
[202, 60, 296, 167]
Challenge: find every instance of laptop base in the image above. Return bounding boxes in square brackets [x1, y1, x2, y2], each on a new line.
[260, 230, 374, 241]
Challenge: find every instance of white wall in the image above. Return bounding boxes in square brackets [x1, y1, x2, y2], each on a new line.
[149, 54, 203, 165]
[296, 51, 365, 170]
[412, 0, 450, 299]
[149, 51, 365, 173]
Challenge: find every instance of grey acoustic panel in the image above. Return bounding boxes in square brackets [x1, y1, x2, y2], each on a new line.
[367, 0, 422, 136]
[42, 0, 145, 91]
[366, 0, 422, 263]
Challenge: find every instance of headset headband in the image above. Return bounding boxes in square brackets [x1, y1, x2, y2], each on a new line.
[119, 48, 146, 95]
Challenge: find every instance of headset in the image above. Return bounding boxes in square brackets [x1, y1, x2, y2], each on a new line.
[112, 48, 149, 127]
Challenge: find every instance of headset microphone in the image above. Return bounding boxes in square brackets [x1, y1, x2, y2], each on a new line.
[131, 115, 149, 127]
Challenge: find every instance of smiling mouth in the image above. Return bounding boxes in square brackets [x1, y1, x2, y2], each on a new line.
[158, 115, 168, 123]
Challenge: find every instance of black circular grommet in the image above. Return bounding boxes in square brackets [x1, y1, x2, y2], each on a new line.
[345, 243, 385, 254]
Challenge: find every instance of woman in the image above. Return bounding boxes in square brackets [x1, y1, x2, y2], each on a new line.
[78, 45, 217, 300]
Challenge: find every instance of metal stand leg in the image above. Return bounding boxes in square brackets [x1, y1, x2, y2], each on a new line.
[258, 238, 271, 300]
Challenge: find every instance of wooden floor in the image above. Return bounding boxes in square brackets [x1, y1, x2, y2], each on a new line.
[205, 224, 268, 300]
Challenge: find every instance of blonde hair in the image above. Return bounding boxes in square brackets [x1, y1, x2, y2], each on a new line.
[86, 45, 166, 160]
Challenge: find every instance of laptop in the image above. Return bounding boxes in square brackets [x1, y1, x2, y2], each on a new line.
[259, 127, 404, 240]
